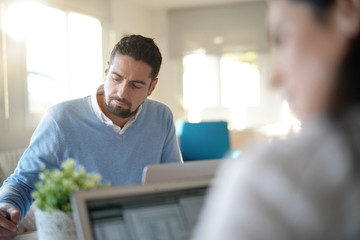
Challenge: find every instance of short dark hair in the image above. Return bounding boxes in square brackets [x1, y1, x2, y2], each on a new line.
[109, 35, 162, 80]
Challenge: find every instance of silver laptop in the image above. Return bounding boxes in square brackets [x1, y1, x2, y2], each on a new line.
[142, 159, 221, 184]
[71, 179, 211, 240]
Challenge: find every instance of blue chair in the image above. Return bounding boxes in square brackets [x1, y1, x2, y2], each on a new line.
[176, 120, 241, 161]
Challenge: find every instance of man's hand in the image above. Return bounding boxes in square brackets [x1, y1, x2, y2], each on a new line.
[0, 203, 20, 238]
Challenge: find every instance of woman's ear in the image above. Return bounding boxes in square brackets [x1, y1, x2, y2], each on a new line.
[334, 0, 360, 37]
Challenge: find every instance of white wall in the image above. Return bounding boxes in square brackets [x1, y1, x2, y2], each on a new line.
[168, 2, 268, 57]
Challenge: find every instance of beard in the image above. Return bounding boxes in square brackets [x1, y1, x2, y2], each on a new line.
[105, 96, 137, 118]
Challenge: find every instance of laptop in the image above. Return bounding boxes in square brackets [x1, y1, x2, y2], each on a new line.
[142, 159, 221, 184]
[71, 179, 211, 240]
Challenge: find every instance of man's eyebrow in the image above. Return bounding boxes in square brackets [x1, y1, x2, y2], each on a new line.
[130, 80, 147, 85]
[110, 71, 123, 78]
[111, 71, 147, 85]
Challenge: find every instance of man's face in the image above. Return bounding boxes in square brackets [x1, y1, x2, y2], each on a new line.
[103, 54, 158, 119]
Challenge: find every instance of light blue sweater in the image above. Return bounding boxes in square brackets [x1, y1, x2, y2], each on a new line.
[0, 97, 182, 218]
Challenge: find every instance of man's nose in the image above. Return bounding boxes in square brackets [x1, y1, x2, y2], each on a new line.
[117, 81, 129, 99]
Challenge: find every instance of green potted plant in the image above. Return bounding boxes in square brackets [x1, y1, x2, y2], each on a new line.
[32, 159, 108, 240]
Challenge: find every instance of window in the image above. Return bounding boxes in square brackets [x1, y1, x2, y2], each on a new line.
[183, 53, 219, 110]
[220, 53, 260, 108]
[4, 2, 103, 116]
[183, 51, 261, 129]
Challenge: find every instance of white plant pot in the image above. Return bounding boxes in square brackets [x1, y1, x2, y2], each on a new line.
[34, 208, 78, 240]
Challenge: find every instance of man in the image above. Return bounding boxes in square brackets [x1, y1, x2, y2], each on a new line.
[0, 35, 182, 237]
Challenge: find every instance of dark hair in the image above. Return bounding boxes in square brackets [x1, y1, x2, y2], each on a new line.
[109, 35, 162, 80]
[292, 0, 335, 19]
[292, 0, 360, 173]
[290, 0, 360, 117]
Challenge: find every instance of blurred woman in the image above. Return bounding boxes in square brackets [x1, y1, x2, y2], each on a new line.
[192, 0, 360, 239]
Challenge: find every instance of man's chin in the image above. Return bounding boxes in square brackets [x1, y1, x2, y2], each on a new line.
[114, 110, 133, 118]
[106, 105, 131, 118]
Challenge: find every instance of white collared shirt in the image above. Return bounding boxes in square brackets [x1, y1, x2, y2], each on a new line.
[88, 85, 142, 135]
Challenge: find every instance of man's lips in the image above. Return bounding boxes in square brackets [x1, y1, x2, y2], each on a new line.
[114, 99, 126, 107]
[112, 98, 130, 108]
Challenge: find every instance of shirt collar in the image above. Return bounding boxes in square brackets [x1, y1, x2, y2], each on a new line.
[90, 84, 143, 134]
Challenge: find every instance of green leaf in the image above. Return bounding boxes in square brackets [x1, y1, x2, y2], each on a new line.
[32, 158, 109, 212]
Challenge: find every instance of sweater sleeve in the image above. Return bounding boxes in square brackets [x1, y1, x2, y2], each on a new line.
[0, 108, 63, 219]
[160, 109, 183, 164]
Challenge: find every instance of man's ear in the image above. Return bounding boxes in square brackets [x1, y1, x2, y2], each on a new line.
[104, 61, 110, 79]
[334, 0, 360, 37]
[148, 78, 158, 96]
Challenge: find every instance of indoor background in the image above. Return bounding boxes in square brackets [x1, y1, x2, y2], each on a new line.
[0, 0, 300, 153]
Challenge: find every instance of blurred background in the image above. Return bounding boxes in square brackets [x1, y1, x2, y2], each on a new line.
[0, 0, 300, 153]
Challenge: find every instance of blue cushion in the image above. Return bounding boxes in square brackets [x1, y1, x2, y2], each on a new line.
[176, 120, 230, 161]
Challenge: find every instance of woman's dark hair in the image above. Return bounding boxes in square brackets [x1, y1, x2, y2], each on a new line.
[109, 35, 162, 80]
[291, 0, 360, 117]
[292, 0, 360, 173]
[292, 0, 335, 18]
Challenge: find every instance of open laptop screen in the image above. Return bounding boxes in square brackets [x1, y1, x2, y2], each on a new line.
[71, 180, 209, 240]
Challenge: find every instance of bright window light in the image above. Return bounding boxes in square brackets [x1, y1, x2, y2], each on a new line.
[2, 2, 104, 115]
[183, 53, 219, 110]
[27, 73, 67, 114]
[24, 4, 68, 111]
[220, 53, 260, 108]
[182, 51, 261, 129]
[68, 12, 103, 98]
[2, 2, 34, 39]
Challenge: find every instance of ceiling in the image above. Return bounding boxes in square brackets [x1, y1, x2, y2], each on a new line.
[127, 0, 263, 10]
